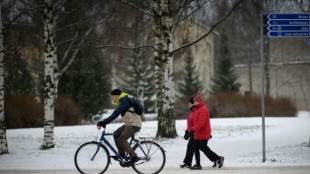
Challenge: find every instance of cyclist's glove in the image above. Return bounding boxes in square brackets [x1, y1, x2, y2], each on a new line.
[97, 119, 109, 128]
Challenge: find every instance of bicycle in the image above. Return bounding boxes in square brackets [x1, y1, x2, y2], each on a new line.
[74, 126, 166, 174]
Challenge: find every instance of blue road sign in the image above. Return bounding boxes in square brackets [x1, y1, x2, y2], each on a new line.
[308, 40, 310, 46]
[266, 14, 310, 37]
[268, 26, 310, 31]
[268, 31, 310, 37]
[267, 20, 310, 26]
[267, 14, 310, 20]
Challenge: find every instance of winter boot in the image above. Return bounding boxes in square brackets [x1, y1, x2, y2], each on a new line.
[218, 156, 224, 168]
[190, 164, 202, 170]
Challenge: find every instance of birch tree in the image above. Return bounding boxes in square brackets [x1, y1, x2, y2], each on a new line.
[105, 0, 243, 138]
[0, 1, 8, 154]
[43, 0, 55, 148]
[152, 0, 177, 137]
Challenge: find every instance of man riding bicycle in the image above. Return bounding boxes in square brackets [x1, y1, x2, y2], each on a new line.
[97, 89, 142, 166]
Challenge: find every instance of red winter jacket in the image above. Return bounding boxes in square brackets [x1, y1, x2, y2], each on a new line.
[185, 107, 196, 132]
[193, 102, 211, 140]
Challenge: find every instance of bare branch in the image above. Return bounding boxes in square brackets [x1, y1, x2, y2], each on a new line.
[59, 26, 93, 77]
[60, 32, 78, 65]
[96, 44, 155, 50]
[118, 0, 154, 17]
[172, 0, 211, 34]
[294, 0, 310, 13]
[32, 33, 44, 42]
[3, 0, 57, 31]
[171, 0, 195, 15]
[173, 0, 244, 53]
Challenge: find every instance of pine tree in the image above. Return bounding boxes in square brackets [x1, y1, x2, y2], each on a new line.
[211, 28, 240, 93]
[115, 13, 156, 113]
[59, 42, 111, 120]
[178, 49, 202, 99]
[115, 48, 156, 113]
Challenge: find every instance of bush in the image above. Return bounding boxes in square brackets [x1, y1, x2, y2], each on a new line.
[5, 95, 44, 129]
[55, 95, 84, 126]
[175, 92, 298, 119]
[206, 92, 298, 118]
[5, 95, 84, 129]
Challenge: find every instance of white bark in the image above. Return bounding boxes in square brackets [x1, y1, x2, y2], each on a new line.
[43, 0, 55, 148]
[0, 1, 8, 154]
[153, 0, 177, 137]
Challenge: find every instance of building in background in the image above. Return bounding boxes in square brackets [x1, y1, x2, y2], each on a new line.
[236, 37, 310, 110]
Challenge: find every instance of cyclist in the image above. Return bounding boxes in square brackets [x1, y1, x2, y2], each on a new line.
[97, 89, 142, 166]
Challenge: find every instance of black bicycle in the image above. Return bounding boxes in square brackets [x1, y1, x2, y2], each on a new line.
[74, 126, 166, 174]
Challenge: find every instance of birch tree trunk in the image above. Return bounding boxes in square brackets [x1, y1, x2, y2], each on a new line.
[153, 0, 177, 138]
[53, 16, 58, 98]
[0, 1, 9, 154]
[43, 0, 55, 148]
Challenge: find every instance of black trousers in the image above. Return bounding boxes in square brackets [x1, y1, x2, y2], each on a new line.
[194, 139, 219, 164]
[183, 135, 200, 166]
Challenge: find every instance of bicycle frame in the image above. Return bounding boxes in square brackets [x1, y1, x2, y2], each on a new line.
[92, 128, 138, 163]
[75, 127, 166, 174]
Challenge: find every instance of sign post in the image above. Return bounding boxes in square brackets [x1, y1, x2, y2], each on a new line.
[260, 13, 310, 162]
[260, 14, 266, 162]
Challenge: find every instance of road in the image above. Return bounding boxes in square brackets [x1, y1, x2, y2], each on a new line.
[1, 166, 310, 174]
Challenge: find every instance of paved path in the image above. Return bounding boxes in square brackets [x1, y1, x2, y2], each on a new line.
[1, 166, 310, 174]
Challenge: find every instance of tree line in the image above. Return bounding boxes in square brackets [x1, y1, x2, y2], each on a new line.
[1, 0, 307, 154]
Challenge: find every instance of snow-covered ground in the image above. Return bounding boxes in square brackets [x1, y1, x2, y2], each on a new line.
[0, 112, 310, 171]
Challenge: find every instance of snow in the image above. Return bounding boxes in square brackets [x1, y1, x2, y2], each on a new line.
[0, 112, 310, 171]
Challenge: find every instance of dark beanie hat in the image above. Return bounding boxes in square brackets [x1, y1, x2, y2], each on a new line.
[111, 89, 122, 95]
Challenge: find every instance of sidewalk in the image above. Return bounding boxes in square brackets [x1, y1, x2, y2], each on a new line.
[1, 166, 310, 174]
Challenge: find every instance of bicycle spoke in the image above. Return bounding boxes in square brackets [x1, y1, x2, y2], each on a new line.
[75, 142, 110, 174]
[132, 141, 166, 174]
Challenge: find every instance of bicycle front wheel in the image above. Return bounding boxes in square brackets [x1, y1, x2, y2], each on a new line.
[132, 141, 166, 174]
[74, 141, 110, 174]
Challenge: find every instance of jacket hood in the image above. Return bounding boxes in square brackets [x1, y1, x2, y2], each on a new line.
[115, 92, 128, 105]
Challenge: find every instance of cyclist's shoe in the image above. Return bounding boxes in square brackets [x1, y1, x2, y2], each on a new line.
[180, 163, 191, 168]
[119, 153, 126, 159]
[190, 164, 202, 170]
[128, 156, 140, 166]
[110, 155, 119, 161]
[111, 153, 125, 161]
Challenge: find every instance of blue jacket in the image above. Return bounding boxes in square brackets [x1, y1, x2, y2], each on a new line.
[105, 92, 132, 123]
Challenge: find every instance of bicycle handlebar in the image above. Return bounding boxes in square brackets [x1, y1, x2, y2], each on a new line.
[97, 125, 107, 130]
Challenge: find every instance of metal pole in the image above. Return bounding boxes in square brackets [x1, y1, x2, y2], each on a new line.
[276, 66, 278, 99]
[260, 14, 266, 162]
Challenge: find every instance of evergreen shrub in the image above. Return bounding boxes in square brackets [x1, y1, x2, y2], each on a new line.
[175, 92, 298, 119]
[5, 95, 84, 128]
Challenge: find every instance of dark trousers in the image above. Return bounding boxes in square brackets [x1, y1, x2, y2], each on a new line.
[194, 139, 219, 164]
[113, 125, 141, 158]
[183, 135, 200, 166]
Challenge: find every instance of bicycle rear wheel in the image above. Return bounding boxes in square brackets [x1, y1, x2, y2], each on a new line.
[74, 142, 110, 174]
[132, 141, 166, 174]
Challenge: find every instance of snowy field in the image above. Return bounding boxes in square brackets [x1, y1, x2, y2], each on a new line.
[0, 112, 310, 173]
